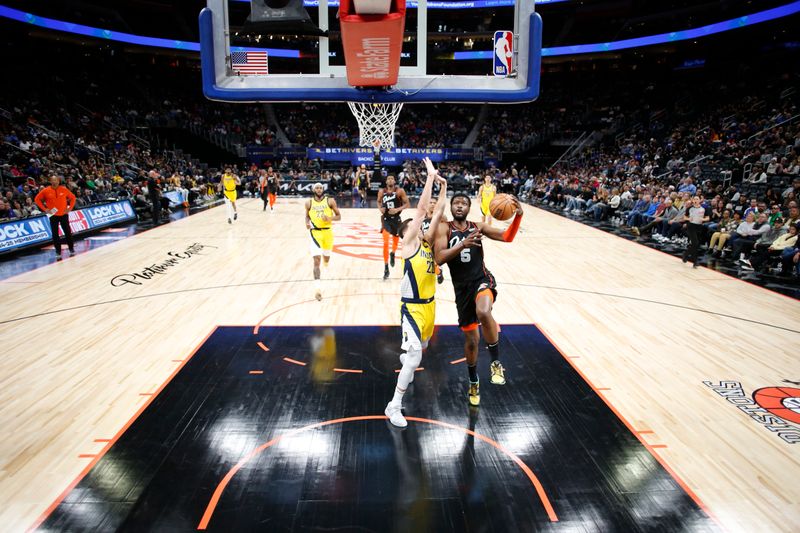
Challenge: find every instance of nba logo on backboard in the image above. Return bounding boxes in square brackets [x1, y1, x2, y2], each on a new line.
[493, 31, 514, 77]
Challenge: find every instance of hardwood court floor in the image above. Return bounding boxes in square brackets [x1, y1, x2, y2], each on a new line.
[0, 197, 798, 532]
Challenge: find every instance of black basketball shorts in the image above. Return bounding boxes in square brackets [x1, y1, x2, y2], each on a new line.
[453, 272, 497, 331]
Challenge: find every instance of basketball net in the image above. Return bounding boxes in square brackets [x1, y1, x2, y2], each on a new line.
[347, 102, 404, 150]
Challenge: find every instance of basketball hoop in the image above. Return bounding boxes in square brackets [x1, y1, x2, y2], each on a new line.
[347, 102, 404, 149]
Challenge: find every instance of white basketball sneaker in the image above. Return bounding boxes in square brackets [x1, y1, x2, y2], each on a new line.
[385, 402, 407, 428]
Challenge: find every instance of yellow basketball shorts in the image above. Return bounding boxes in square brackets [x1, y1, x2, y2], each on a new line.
[309, 228, 333, 256]
[224, 190, 237, 202]
[400, 301, 435, 351]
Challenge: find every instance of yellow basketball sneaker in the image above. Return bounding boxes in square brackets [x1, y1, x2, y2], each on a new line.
[490, 360, 506, 385]
[468, 380, 480, 406]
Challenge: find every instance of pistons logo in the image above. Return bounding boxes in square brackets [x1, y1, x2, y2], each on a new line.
[704, 380, 800, 445]
[753, 386, 800, 425]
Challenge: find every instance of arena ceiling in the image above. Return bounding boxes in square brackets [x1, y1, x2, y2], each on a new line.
[1, 0, 795, 48]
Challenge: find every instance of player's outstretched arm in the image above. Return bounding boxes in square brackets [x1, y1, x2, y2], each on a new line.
[424, 177, 447, 245]
[402, 158, 438, 249]
[480, 197, 524, 242]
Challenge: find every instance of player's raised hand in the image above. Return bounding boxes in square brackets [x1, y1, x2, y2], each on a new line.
[423, 157, 438, 178]
[510, 196, 523, 215]
[461, 230, 483, 248]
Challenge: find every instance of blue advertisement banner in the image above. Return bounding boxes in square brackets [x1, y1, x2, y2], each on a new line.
[162, 190, 186, 207]
[246, 146, 479, 165]
[0, 200, 136, 254]
[0, 216, 51, 252]
[83, 201, 137, 227]
[308, 147, 448, 164]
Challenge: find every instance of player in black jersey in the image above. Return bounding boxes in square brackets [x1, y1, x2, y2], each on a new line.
[266, 168, 280, 211]
[422, 196, 445, 284]
[378, 174, 410, 279]
[259, 167, 280, 212]
[434, 192, 523, 406]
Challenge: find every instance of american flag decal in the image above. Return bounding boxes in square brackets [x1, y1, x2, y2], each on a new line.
[231, 51, 269, 75]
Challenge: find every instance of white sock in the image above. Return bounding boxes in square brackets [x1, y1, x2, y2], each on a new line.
[391, 348, 422, 405]
[225, 199, 234, 220]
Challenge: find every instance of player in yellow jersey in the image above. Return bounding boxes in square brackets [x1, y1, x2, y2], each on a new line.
[218, 167, 241, 224]
[478, 174, 496, 225]
[305, 182, 341, 301]
[385, 158, 448, 428]
[422, 195, 446, 285]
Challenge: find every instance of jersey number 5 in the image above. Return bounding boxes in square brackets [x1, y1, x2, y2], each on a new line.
[450, 236, 471, 263]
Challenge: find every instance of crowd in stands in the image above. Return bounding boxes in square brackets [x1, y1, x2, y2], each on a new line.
[520, 88, 800, 277]
[2, 43, 798, 282]
[0, 98, 222, 225]
[270, 103, 475, 148]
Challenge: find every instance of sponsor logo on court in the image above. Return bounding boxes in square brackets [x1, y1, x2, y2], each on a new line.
[704, 380, 800, 444]
[110, 243, 217, 286]
[332, 222, 386, 262]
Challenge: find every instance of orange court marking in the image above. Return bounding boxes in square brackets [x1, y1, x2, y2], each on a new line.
[534, 322, 720, 528]
[450, 357, 467, 365]
[29, 326, 218, 533]
[333, 368, 363, 374]
[248, 370, 264, 375]
[282, 357, 307, 366]
[252, 293, 455, 335]
[257, 342, 270, 352]
[196, 415, 558, 530]
[253, 293, 398, 335]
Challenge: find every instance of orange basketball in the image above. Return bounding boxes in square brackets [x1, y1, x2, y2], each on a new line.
[489, 193, 517, 221]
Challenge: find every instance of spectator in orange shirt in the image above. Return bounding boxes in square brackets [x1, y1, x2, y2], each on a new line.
[34, 175, 77, 261]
